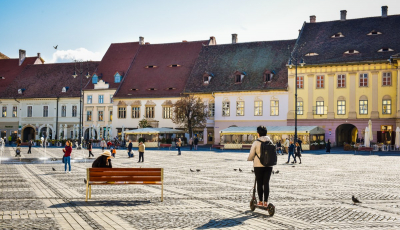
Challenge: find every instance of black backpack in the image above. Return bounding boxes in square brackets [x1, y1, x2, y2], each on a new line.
[256, 140, 277, 167]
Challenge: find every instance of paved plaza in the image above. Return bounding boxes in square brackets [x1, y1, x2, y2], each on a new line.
[0, 146, 400, 229]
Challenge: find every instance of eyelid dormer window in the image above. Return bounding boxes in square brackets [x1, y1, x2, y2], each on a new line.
[305, 53, 319, 56]
[145, 65, 157, 68]
[169, 64, 181, 67]
[367, 30, 382, 35]
[378, 48, 394, 52]
[344, 50, 359, 54]
[331, 32, 344, 38]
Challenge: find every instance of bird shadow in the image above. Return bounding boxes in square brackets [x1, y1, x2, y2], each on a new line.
[48, 200, 150, 208]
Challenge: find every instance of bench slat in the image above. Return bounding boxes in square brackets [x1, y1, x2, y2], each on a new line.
[90, 171, 161, 177]
[89, 168, 161, 172]
[89, 176, 161, 182]
[89, 181, 162, 185]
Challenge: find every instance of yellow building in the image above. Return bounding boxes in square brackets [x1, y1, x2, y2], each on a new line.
[287, 7, 400, 146]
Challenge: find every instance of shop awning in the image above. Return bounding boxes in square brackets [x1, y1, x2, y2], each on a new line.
[124, 128, 185, 135]
[219, 126, 325, 135]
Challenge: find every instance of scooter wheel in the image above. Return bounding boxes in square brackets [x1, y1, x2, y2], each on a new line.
[267, 203, 275, 217]
[250, 199, 256, 211]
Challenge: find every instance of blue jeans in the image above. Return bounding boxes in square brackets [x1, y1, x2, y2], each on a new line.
[287, 152, 296, 162]
[64, 156, 71, 171]
[177, 147, 181, 155]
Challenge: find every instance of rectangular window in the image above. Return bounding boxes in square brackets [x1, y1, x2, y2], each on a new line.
[296, 76, 304, 89]
[316, 101, 324, 115]
[98, 111, 103, 121]
[87, 95, 92, 104]
[359, 100, 368, 114]
[132, 107, 140, 118]
[382, 72, 391, 86]
[359, 73, 368, 87]
[222, 102, 230, 116]
[209, 103, 215, 117]
[72, 106, 77, 117]
[337, 100, 346, 115]
[109, 111, 113, 121]
[297, 101, 303, 115]
[163, 107, 172, 119]
[337, 74, 346, 88]
[146, 107, 154, 118]
[43, 106, 49, 117]
[118, 107, 126, 119]
[254, 101, 263, 116]
[236, 101, 244, 116]
[27, 106, 32, 117]
[61, 105, 66, 117]
[12, 106, 17, 117]
[316, 75, 324, 88]
[87, 111, 92, 121]
[110, 95, 113, 103]
[1, 106, 6, 117]
[235, 75, 242, 83]
[382, 100, 391, 114]
[98, 95, 104, 104]
[270, 100, 279, 116]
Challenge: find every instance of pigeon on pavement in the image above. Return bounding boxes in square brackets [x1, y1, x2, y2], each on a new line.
[196, 169, 201, 172]
[52, 167, 56, 171]
[239, 168, 242, 172]
[251, 170, 254, 173]
[84, 179, 87, 185]
[234, 169, 237, 171]
[352, 195, 362, 204]
[275, 170, 279, 174]
[190, 169, 195, 172]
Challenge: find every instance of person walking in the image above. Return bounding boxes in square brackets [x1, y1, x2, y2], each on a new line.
[326, 139, 331, 153]
[87, 141, 94, 158]
[361, 137, 364, 145]
[8, 136, 12, 146]
[92, 151, 112, 168]
[177, 138, 182, 155]
[194, 136, 199, 150]
[189, 137, 193, 150]
[127, 140, 133, 158]
[276, 141, 283, 155]
[63, 140, 72, 173]
[100, 138, 106, 151]
[295, 142, 302, 164]
[247, 126, 274, 207]
[138, 142, 145, 162]
[284, 138, 289, 154]
[297, 139, 303, 153]
[16, 137, 21, 147]
[27, 139, 33, 154]
[286, 141, 296, 163]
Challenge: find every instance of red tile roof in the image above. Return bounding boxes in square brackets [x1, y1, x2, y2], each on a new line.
[114, 40, 208, 98]
[3, 62, 99, 99]
[84, 42, 140, 90]
[0, 57, 41, 97]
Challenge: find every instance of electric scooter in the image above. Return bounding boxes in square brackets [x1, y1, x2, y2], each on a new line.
[249, 177, 275, 216]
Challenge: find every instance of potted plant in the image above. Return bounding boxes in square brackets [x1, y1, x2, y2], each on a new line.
[310, 142, 319, 150]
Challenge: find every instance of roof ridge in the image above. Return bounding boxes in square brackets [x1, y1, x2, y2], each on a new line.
[306, 14, 400, 24]
[213, 39, 297, 47]
[139, 40, 208, 46]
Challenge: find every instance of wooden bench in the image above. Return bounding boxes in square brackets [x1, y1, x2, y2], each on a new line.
[358, 147, 373, 151]
[85, 168, 164, 202]
[159, 144, 172, 148]
[212, 145, 224, 150]
[242, 145, 252, 150]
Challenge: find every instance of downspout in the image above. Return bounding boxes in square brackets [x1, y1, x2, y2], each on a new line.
[55, 97, 59, 140]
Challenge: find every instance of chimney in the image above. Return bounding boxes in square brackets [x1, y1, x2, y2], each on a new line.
[37, 53, 41, 58]
[182, 40, 187, 43]
[232, 34, 238, 44]
[382, 6, 388, 18]
[208, 36, 216, 45]
[310, 15, 316, 23]
[19, 49, 26, 66]
[340, 10, 347, 21]
[139, 36, 144, 45]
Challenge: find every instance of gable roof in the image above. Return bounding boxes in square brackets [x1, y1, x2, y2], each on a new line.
[0, 52, 9, 59]
[114, 40, 209, 98]
[3, 62, 99, 99]
[0, 57, 42, 97]
[296, 15, 400, 65]
[84, 42, 140, 90]
[184, 40, 296, 93]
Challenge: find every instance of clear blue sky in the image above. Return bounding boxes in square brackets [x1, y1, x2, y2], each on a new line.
[1, 0, 399, 63]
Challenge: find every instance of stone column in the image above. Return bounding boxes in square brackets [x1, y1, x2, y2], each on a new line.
[371, 71, 379, 119]
[63, 124, 67, 140]
[59, 124, 63, 140]
[348, 72, 357, 119]
[307, 74, 314, 119]
[327, 74, 335, 119]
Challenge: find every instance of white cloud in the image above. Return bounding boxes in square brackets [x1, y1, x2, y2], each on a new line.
[50, 48, 102, 63]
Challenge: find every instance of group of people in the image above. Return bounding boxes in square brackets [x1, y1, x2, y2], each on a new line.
[188, 136, 199, 151]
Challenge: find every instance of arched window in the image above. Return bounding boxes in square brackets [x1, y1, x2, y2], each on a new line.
[92, 74, 98, 84]
[359, 95, 368, 115]
[337, 96, 346, 115]
[114, 73, 122, 83]
[382, 95, 391, 115]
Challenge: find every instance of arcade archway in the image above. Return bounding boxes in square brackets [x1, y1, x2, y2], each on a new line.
[336, 124, 358, 146]
[22, 127, 35, 142]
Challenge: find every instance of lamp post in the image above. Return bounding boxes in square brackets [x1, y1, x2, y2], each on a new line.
[72, 61, 90, 147]
[287, 53, 305, 144]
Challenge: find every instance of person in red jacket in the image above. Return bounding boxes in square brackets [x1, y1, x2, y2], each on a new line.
[63, 140, 72, 173]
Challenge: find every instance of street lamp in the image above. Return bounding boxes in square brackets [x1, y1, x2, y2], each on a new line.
[72, 60, 91, 147]
[287, 53, 305, 144]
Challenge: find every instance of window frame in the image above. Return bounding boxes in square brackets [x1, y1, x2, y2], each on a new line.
[87, 111, 92, 121]
[316, 101, 324, 115]
[236, 101, 245, 116]
[222, 101, 230, 117]
[87, 95, 92, 104]
[27, 106, 32, 117]
[316, 75, 325, 89]
[382, 99, 391, 114]
[382, 72, 392, 86]
[208, 102, 215, 117]
[12, 106, 17, 117]
[145, 106, 155, 118]
[118, 107, 126, 119]
[72, 105, 77, 117]
[114, 73, 121, 83]
[61, 105, 66, 117]
[297, 101, 303, 115]
[98, 110, 104, 121]
[162, 106, 172, 119]
[131, 106, 140, 119]
[98, 95, 104, 104]
[109, 110, 113, 121]
[337, 100, 346, 115]
[359, 100, 368, 115]
[296, 76, 304, 89]
[337, 74, 346, 88]
[359, 73, 368, 87]
[254, 101, 263, 116]
[270, 100, 279, 116]
[43, 105, 49, 117]
[1, 106, 6, 117]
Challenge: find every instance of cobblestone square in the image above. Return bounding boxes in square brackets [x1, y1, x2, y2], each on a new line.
[0, 146, 400, 229]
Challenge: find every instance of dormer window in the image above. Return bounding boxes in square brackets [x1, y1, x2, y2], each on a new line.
[169, 64, 181, 67]
[234, 71, 246, 83]
[331, 32, 344, 38]
[114, 72, 122, 83]
[264, 70, 274, 82]
[0, 77, 4, 79]
[145, 65, 157, 68]
[305, 53, 319, 56]
[148, 88, 157, 91]
[61, 87, 69, 93]
[378, 48, 394, 52]
[130, 88, 139, 91]
[202, 72, 214, 85]
[367, 30, 382, 35]
[18, 89, 25, 94]
[166, 87, 176, 90]
[344, 50, 359, 54]
[92, 74, 98, 84]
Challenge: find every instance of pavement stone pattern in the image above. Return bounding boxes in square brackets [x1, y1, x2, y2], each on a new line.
[0, 146, 400, 229]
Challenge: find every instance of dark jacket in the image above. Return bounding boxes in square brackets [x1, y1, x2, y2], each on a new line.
[87, 143, 92, 150]
[288, 144, 295, 154]
[194, 138, 199, 145]
[92, 155, 112, 168]
[128, 142, 133, 151]
[28, 140, 33, 147]
[295, 146, 301, 156]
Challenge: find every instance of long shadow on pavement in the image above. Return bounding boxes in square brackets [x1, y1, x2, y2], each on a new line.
[49, 200, 151, 208]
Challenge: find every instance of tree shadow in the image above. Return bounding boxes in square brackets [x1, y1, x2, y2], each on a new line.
[195, 211, 271, 229]
[48, 200, 150, 208]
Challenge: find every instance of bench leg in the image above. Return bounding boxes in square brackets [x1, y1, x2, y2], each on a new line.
[89, 185, 92, 199]
[85, 184, 88, 202]
[161, 183, 163, 202]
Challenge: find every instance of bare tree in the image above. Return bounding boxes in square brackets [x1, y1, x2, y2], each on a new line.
[172, 95, 208, 138]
